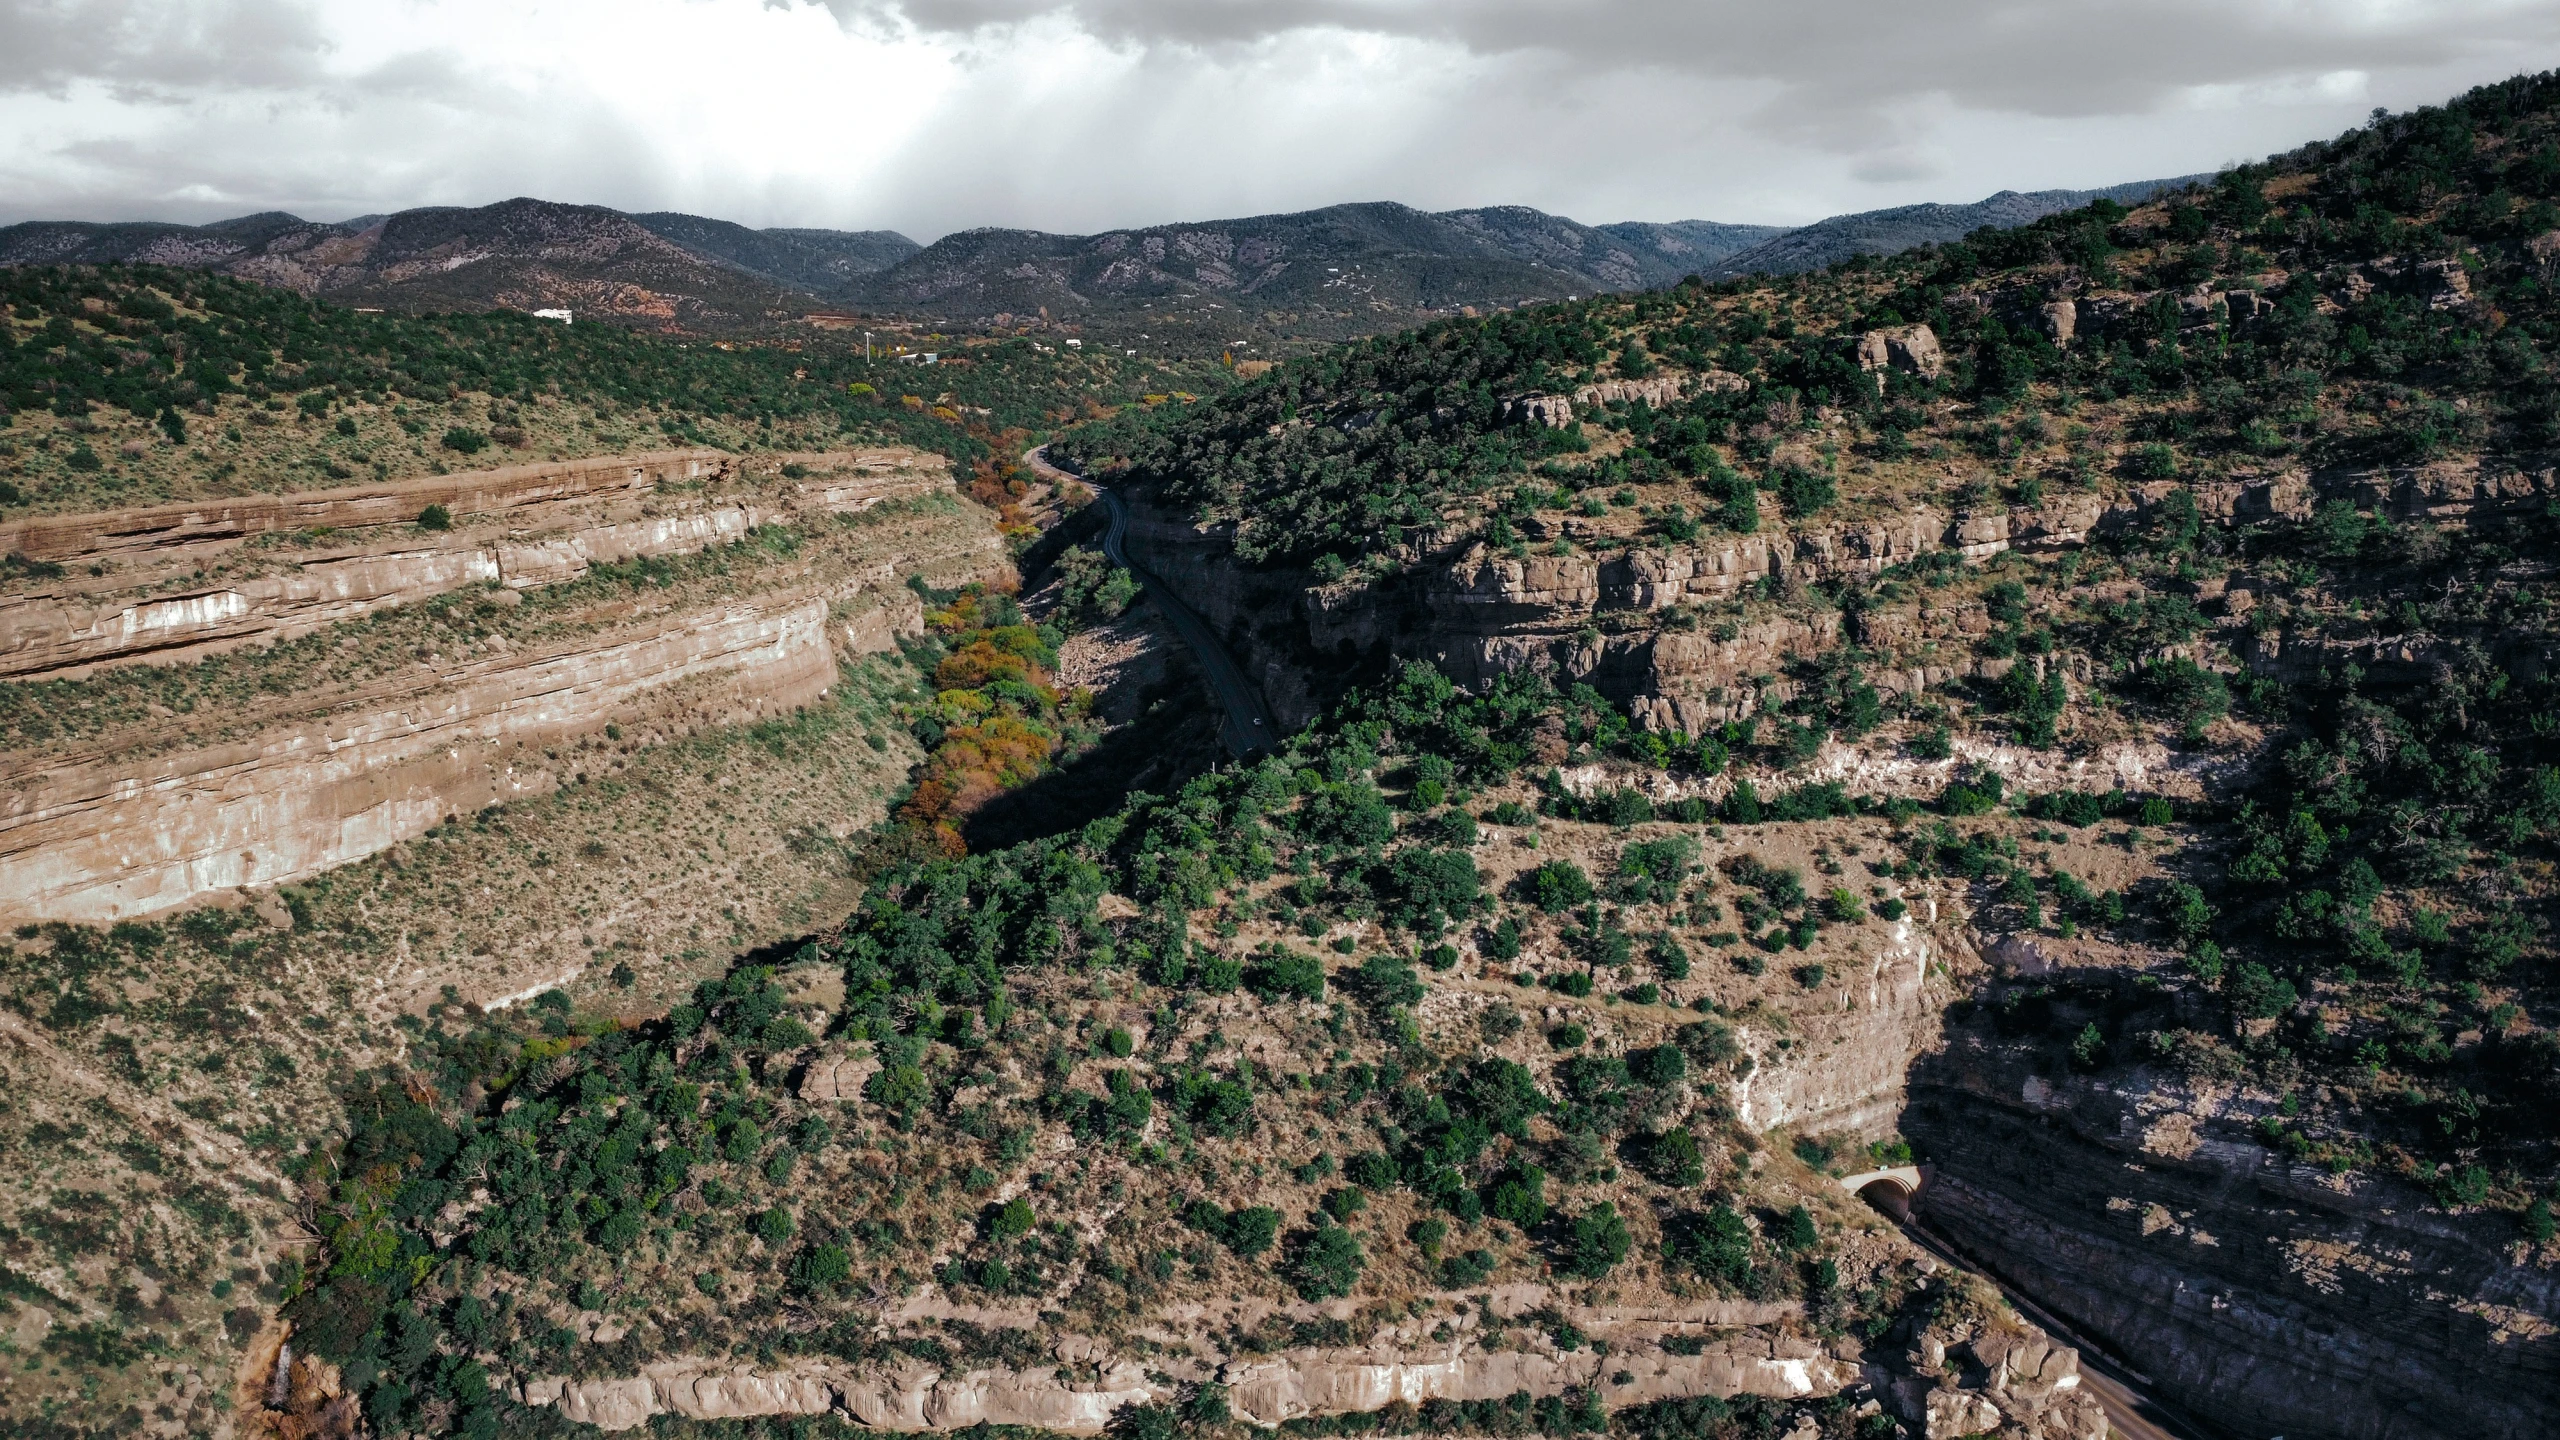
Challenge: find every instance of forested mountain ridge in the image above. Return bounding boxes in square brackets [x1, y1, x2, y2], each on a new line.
[1702, 177, 2213, 278]
[623, 213, 923, 292]
[0, 181, 2188, 347]
[0, 199, 920, 331]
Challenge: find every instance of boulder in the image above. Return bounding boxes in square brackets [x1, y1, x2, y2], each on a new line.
[2416, 256, 2473, 310]
[799, 1048, 880, 1104]
[662, 1368, 836, 1420]
[1854, 325, 1944, 382]
[1925, 1386, 2003, 1439]
[1506, 394, 1575, 428]
[2038, 301, 2076, 348]
[556, 1377, 659, 1431]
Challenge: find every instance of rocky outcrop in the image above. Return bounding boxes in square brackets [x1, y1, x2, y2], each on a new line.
[1, 449, 726, 565]
[1507, 371, 1749, 428]
[0, 595, 842, 924]
[1119, 488, 2110, 733]
[1124, 443, 2560, 738]
[1882, 1321, 2107, 1440]
[1904, 1033, 2560, 1439]
[521, 1335, 1857, 1434]
[1223, 1334, 1840, 1424]
[1731, 912, 1951, 1137]
[0, 447, 945, 678]
[1855, 325, 1944, 382]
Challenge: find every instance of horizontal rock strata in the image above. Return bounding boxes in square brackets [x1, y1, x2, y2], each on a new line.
[0, 595, 839, 924]
[0, 447, 943, 678]
[1906, 1041, 2560, 1439]
[1120, 454, 2560, 733]
[520, 1336, 1855, 1434]
[0, 448, 999, 926]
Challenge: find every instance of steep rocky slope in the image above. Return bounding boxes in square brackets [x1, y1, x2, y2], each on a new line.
[1907, 1016, 2560, 1439]
[29, 68, 2560, 1440]
[0, 201, 810, 330]
[0, 446, 981, 928]
[1042, 71, 2560, 1440]
[0, 442, 1020, 1437]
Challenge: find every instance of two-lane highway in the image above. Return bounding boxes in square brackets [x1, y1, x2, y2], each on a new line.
[1024, 447, 1278, 758]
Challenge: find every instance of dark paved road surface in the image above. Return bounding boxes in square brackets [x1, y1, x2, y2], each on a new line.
[1025, 448, 1277, 758]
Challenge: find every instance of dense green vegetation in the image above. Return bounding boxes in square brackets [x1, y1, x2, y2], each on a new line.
[0, 263, 1228, 514]
[1047, 72, 2560, 1226]
[263, 657, 1926, 1438]
[32, 65, 2560, 1440]
[1059, 71, 2560, 571]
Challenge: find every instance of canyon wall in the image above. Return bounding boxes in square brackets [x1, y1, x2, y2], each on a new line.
[507, 1294, 1855, 1434]
[2, 595, 837, 923]
[1118, 453, 2560, 734]
[0, 446, 943, 678]
[0, 447, 1000, 927]
[1904, 1032, 2560, 1440]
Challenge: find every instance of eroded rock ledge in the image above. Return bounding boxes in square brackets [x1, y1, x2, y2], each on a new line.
[1120, 454, 2560, 733]
[0, 447, 1002, 926]
[0, 446, 944, 679]
[519, 1334, 1851, 1434]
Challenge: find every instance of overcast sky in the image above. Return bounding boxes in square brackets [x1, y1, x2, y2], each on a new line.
[4, 0, 2559, 241]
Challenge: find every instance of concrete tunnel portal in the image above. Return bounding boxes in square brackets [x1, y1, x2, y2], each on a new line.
[1837, 1165, 1927, 1219]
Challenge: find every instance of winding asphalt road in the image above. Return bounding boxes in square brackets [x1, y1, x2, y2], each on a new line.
[1025, 447, 1278, 758]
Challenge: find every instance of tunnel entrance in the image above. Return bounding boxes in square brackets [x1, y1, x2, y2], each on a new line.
[1838, 1165, 1926, 1220]
[1858, 1178, 1913, 1219]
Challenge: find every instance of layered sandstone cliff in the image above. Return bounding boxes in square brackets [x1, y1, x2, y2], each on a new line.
[1118, 452, 2560, 735]
[0, 447, 942, 679]
[0, 447, 999, 927]
[512, 1294, 1857, 1434]
[1905, 1025, 2560, 1440]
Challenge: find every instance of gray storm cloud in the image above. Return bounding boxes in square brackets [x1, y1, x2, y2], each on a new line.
[3, 0, 2559, 237]
[819, 0, 2560, 132]
[0, 0, 333, 98]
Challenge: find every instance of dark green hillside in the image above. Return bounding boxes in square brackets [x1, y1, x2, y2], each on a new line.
[1057, 71, 2560, 1209]
[1062, 70, 2560, 568]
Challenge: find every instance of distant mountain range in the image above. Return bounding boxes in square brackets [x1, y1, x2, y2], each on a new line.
[0, 176, 2207, 337]
[1702, 177, 2213, 277]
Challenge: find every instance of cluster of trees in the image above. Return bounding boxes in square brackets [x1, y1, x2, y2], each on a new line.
[241, 579, 2099, 1440]
[280, 967, 848, 1438]
[0, 264, 1233, 497]
[888, 584, 1085, 853]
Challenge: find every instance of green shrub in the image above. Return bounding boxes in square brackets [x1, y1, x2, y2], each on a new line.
[1526, 860, 1596, 913]
[1283, 1224, 1365, 1300]
[1773, 461, 1836, 517]
[1636, 1126, 1704, 1187]
[1777, 1204, 1818, 1251]
[1563, 1203, 1632, 1278]
[987, 1196, 1035, 1240]
[1487, 1165, 1548, 1228]
[1245, 945, 1326, 1002]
